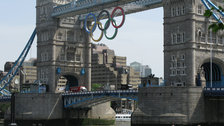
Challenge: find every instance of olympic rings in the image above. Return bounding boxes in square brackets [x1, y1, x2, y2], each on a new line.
[111, 7, 125, 29]
[104, 19, 118, 40]
[90, 21, 104, 42]
[84, 7, 125, 42]
[84, 13, 97, 34]
[97, 10, 111, 31]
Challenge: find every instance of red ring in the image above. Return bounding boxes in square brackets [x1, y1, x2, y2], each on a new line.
[111, 7, 125, 29]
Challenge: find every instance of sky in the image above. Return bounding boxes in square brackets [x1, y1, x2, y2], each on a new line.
[0, 1, 164, 77]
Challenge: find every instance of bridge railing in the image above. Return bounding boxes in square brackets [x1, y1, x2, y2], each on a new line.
[62, 90, 138, 108]
[203, 87, 224, 96]
[62, 89, 138, 96]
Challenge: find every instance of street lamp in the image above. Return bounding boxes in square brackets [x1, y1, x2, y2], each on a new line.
[209, 29, 213, 88]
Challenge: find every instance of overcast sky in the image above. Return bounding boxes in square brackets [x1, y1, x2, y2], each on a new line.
[0, 1, 164, 77]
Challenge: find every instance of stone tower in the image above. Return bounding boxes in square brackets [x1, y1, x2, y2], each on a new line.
[36, 0, 91, 92]
[164, 0, 224, 87]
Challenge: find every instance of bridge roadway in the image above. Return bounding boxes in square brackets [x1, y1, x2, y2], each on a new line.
[62, 89, 138, 108]
[52, 0, 163, 18]
[0, 87, 223, 106]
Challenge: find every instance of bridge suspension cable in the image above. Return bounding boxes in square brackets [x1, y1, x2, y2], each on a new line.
[0, 29, 36, 96]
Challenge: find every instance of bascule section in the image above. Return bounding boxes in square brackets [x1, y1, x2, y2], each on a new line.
[36, 0, 91, 93]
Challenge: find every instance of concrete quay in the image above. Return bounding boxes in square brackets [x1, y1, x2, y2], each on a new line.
[131, 87, 224, 126]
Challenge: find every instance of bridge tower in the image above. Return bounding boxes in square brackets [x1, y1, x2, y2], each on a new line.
[164, 0, 224, 87]
[36, 0, 91, 92]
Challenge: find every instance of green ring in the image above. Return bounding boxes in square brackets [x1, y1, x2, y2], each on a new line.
[104, 19, 118, 40]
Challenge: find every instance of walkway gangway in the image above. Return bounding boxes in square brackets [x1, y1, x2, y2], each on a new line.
[52, 0, 163, 18]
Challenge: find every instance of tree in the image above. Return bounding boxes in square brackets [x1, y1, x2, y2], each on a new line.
[204, 6, 224, 32]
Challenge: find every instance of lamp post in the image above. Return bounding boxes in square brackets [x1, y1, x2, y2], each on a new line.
[210, 29, 213, 88]
[9, 92, 17, 126]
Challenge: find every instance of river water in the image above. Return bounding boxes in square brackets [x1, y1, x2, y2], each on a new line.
[0, 121, 130, 126]
[115, 121, 130, 126]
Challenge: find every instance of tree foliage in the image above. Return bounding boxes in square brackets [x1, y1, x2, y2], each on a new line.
[91, 83, 103, 91]
[204, 7, 224, 32]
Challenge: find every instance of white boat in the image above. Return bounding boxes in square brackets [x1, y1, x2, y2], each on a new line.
[115, 114, 131, 121]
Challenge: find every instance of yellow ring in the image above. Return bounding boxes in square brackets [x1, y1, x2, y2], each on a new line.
[90, 21, 103, 42]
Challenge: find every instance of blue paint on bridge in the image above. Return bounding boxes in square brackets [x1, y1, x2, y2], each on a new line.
[0, 96, 11, 102]
[52, 0, 163, 18]
[204, 87, 224, 97]
[62, 90, 138, 108]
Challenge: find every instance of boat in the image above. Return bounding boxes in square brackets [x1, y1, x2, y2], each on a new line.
[115, 113, 131, 121]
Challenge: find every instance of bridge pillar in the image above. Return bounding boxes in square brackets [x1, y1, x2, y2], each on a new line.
[4, 94, 115, 126]
[36, 0, 91, 92]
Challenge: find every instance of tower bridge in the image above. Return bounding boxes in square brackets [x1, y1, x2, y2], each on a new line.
[1, 0, 224, 125]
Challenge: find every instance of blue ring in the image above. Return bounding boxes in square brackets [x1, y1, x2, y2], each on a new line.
[84, 13, 97, 34]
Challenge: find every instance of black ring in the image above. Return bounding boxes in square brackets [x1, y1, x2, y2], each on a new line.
[97, 10, 111, 31]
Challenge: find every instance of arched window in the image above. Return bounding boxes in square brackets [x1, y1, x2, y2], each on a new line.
[67, 31, 74, 41]
[57, 32, 63, 40]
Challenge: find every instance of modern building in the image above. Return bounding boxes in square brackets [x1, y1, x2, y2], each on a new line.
[3, 62, 20, 92]
[4, 62, 14, 72]
[91, 44, 140, 113]
[2, 58, 38, 92]
[130, 61, 152, 77]
[91, 44, 141, 90]
[141, 65, 152, 77]
[20, 58, 37, 84]
[130, 61, 141, 73]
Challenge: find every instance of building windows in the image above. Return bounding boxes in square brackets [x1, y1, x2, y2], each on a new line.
[198, 5, 202, 15]
[57, 32, 63, 40]
[41, 52, 48, 61]
[172, 32, 185, 44]
[171, 5, 185, 17]
[182, 62, 185, 67]
[177, 33, 181, 43]
[182, 70, 185, 75]
[171, 70, 176, 75]
[181, 6, 185, 15]
[67, 31, 74, 41]
[171, 55, 176, 61]
[173, 34, 177, 44]
[218, 36, 224, 44]
[171, 62, 175, 68]
[180, 54, 185, 60]
[177, 7, 181, 16]
[75, 54, 81, 62]
[67, 52, 74, 61]
[177, 62, 181, 67]
[182, 33, 185, 42]
[172, 8, 176, 17]
[40, 32, 49, 41]
[40, 69, 48, 84]
[177, 70, 180, 75]
[59, 49, 65, 61]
